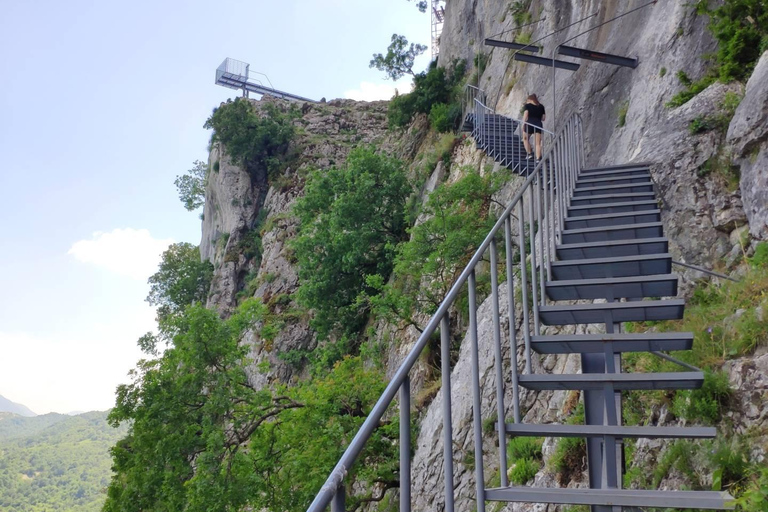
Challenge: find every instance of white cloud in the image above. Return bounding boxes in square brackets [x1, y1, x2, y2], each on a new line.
[343, 78, 414, 102]
[68, 228, 174, 280]
[344, 81, 398, 101]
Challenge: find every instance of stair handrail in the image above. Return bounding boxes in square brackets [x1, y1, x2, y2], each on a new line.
[306, 109, 584, 512]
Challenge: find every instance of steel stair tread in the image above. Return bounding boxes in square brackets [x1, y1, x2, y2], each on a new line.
[539, 299, 685, 325]
[570, 192, 656, 205]
[529, 332, 693, 353]
[545, 274, 678, 300]
[484, 487, 733, 509]
[578, 167, 651, 179]
[556, 237, 669, 260]
[575, 175, 651, 188]
[572, 183, 654, 196]
[581, 162, 653, 173]
[561, 222, 664, 244]
[501, 423, 716, 438]
[550, 253, 671, 280]
[517, 371, 703, 390]
[568, 199, 659, 217]
[564, 209, 661, 224]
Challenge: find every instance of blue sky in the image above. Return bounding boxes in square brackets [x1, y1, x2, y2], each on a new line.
[0, 0, 430, 414]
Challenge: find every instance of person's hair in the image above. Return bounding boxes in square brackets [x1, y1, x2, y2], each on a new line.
[527, 94, 540, 105]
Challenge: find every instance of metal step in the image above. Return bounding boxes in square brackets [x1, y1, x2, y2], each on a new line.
[484, 487, 733, 509]
[517, 371, 703, 390]
[561, 222, 664, 244]
[575, 174, 651, 188]
[581, 162, 652, 173]
[570, 192, 656, 206]
[550, 253, 672, 280]
[545, 274, 678, 300]
[572, 183, 654, 197]
[539, 299, 685, 325]
[529, 332, 693, 354]
[568, 199, 658, 217]
[502, 423, 715, 439]
[556, 237, 669, 260]
[564, 209, 661, 229]
[578, 167, 651, 179]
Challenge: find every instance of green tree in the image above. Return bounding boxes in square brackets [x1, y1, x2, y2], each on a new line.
[370, 34, 428, 81]
[292, 147, 411, 346]
[106, 300, 400, 512]
[407, 0, 428, 12]
[174, 160, 208, 211]
[204, 99, 295, 175]
[371, 168, 509, 328]
[144, 243, 213, 345]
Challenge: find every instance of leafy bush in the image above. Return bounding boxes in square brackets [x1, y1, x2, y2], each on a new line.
[696, 0, 768, 82]
[667, 75, 716, 108]
[370, 168, 509, 330]
[145, 242, 213, 340]
[387, 60, 466, 129]
[174, 160, 208, 211]
[204, 99, 295, 175]
[292, 147, 411, 348]
[429, 102, 463, 133]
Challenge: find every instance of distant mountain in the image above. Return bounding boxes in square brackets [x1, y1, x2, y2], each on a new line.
[0, 410, 128, 512]
[0, 394, 36, 417]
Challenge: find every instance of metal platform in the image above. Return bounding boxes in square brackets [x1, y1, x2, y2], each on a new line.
[215, 58, 315, 102]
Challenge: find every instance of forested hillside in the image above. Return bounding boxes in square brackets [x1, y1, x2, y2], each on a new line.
[0, 411, 127, 512]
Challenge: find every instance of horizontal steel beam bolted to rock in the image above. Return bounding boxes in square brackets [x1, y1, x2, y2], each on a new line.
[558, 45, 639, 68]
[484, 38, 541, 53]
[514, 53, 580, 71]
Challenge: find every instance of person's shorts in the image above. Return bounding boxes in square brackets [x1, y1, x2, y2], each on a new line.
[524, 124, 543, 134]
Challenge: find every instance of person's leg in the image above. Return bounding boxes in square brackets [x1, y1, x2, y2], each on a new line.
[535, 132, 543, 159]
[523, 129, 532, 157]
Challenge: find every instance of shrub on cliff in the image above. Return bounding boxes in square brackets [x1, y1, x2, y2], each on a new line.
[292, 147, 411, 348]
[388, 59, 466, 131]
[204, 98, 295, 174]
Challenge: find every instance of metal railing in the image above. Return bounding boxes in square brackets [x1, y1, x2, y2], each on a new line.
[306, 96, 585, 512]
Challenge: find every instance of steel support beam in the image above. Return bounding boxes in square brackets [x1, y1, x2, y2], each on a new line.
[558, 45, 638, 68]
[484, 38, 541, 52]
[514, 53, 580, 71]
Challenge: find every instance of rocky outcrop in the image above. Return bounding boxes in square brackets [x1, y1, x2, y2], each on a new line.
[201, 97, 394, 380]
[727, 51, 768, 241]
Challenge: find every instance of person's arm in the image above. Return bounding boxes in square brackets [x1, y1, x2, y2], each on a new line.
[523, 110, 529, 123]
[541, 105, 546, 122]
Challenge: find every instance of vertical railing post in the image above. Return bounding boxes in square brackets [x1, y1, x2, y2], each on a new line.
[518, 199, 532, 373]
[490, 238, 508, 487]
[535, 170, 546, 304]
[527, 187, 541, 336]
[440, 314, 455, 512]
[400, 376, 411, 512]
[505, 217, 521, 423]
[468, 270, 486, 512]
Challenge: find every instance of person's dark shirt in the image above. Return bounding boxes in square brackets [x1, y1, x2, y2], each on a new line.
[524, 103, 546, 125]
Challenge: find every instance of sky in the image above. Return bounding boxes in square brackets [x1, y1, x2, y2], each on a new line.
[0, 0, 431, 415]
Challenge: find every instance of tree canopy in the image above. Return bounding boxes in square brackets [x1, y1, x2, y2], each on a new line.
[292, 147, 411, 347]
[369, 34, 427, 81]
[174, 160, 208, 211]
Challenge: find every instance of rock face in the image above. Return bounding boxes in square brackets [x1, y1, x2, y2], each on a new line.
[201, 97, 394, 382]
[727, 51, 768, 241]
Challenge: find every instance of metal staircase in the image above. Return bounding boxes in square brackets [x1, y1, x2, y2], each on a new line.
[306, 88, 734, 512]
